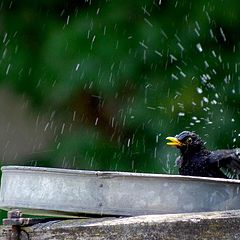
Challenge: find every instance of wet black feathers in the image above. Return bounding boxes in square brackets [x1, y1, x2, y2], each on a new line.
[208, 149, 240, 178]
[171, 131, 240, 179]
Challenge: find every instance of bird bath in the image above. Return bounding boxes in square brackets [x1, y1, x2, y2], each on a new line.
[0, 166, 240, 217]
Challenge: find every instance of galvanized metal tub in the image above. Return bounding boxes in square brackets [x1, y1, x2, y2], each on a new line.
[0, 166, 240, 217]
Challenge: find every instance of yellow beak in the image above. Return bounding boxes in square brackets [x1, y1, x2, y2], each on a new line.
[166, 137, 184, 147]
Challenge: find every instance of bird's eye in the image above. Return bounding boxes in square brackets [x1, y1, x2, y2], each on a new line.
[186, 137, 192, 144]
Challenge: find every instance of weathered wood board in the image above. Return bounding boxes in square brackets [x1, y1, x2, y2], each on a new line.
[1, 210, 240, 239]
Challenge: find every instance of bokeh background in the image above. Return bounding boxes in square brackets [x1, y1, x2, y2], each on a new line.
[0, 0, 240, 218]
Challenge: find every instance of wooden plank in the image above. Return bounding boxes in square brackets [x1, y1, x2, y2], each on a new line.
[1, 210, 240, 239]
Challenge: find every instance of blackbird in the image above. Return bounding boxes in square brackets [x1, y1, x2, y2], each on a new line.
[166, 131, 240, 179]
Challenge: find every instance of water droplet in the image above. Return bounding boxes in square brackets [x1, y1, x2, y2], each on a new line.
[196, 87, 203, 94]
[75, 64, 80, 71]
[196, 43, 203, 52]
[66, 15, 70, 25]
[61, 123, 65, 134]
[178, 112, 185, 117]
[6, 64, 11, 75]
[203, 97, 209, 103]
[219, 27, 226, 42]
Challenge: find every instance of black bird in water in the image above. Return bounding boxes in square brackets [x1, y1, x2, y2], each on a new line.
[166, 131, 240, 179]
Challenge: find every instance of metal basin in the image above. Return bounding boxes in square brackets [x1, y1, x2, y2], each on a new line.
[0, 166, 240, 217]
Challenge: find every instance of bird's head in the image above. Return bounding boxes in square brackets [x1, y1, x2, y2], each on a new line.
[166, 131, 205, 155]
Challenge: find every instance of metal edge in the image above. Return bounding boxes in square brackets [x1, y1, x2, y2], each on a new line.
[1, 165, 240, 184]
[0, 204, 137, 217]
[0, 206, 87, 218]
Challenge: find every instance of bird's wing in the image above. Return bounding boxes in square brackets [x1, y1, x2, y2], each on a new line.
[208, 148, 240, 177]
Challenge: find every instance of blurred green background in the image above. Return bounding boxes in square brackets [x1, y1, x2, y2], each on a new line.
[0, 0, 240, 219]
